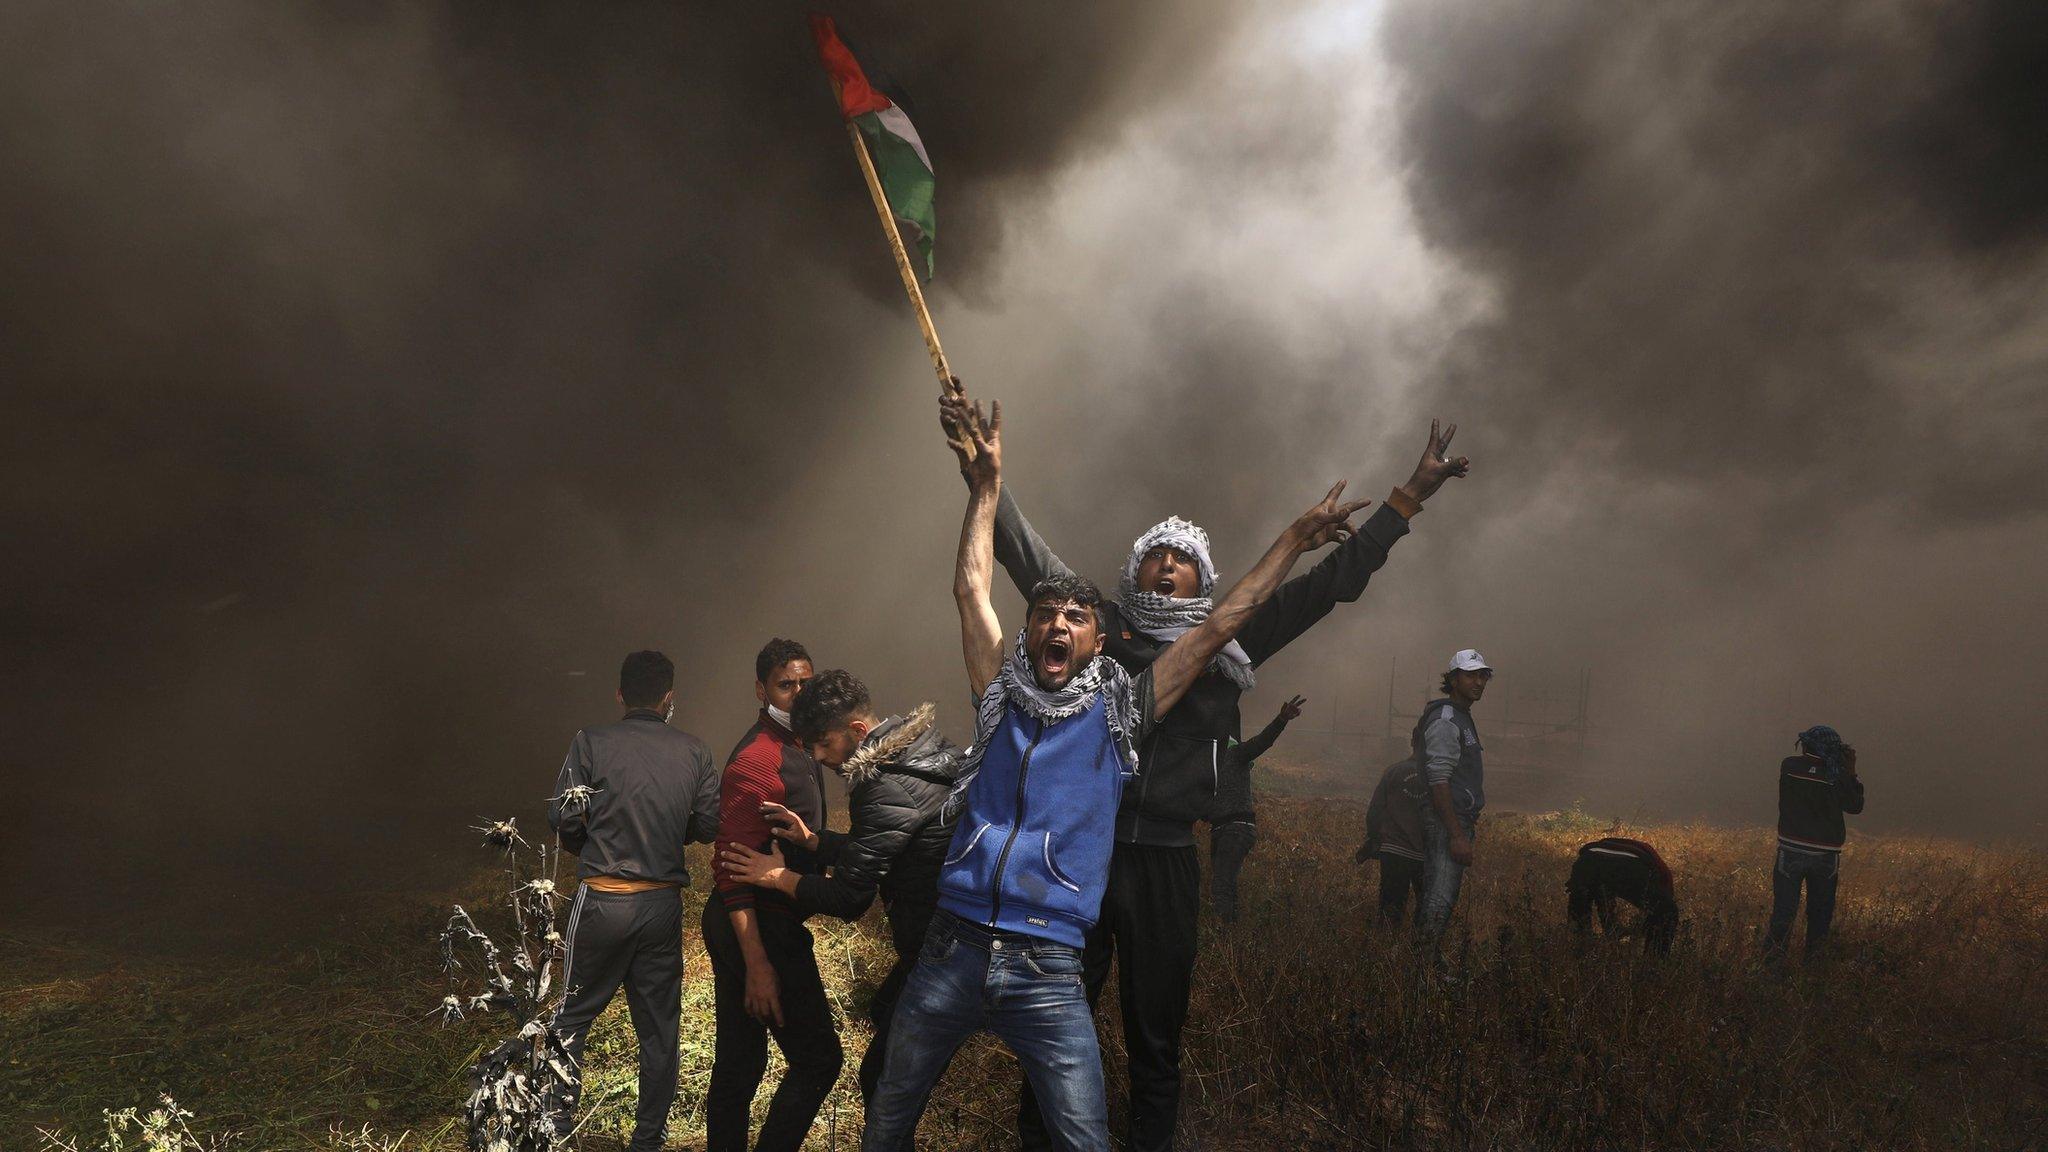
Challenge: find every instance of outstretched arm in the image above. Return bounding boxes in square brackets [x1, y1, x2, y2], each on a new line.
[942, 377, 1076, 597]
[946, 389, 1005, 699]
[1238, 419, 1471, 664]
[1238, 695, 1305, 762]
[1150, 484, 1370, 719]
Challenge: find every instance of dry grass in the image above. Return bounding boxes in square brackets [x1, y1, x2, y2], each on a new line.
[7, 797, 2044, 1150]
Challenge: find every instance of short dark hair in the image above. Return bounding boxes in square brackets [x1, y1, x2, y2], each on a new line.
[755, 638, 812, 684]
[1027, 574, 1105, 627]
[790, 669, 873, 746]
[619, 650, 674, 708]
[1440, 670, 1458, 696]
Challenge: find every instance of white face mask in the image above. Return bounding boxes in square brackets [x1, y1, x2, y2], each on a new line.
[767, 704, 793, 730]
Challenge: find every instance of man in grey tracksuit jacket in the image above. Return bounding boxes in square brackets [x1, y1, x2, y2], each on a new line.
[547, 650, 722, 1151]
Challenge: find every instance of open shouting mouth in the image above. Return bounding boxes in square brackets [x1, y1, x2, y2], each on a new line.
[1152, 575, 1178, 595]
[1038, 634, 1074, 682]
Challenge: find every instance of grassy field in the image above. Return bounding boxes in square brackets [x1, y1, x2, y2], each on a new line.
[6, 796, 2045, 1150]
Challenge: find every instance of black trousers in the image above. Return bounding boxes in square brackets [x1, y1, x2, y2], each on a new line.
[1019, 841, 1201, 1152]
[1209, 820, 1257, 923]
[1377, 852, 1426, 926]
[553, 884, 684, 1152]
[1567, 854, 1677, 954]
[700, 900, 843, 1152]
[859, 901, 939, 1104]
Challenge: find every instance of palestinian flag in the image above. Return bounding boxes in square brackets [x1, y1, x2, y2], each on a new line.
[810, 15, 936, 278]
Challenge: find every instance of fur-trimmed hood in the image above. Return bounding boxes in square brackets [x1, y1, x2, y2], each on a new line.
[806, 702, 957, 930]
[843, 702, 940, 787]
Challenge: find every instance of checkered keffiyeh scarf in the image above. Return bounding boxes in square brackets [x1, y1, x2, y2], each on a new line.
[942, 629, 1140, 820]
[1116, 517, 1256, 691]
[1797, 725, 1847, 781]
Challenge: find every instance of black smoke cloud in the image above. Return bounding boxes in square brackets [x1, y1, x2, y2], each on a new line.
[9, 0, 2048, 935]
[0, 1, 1247, 921]
[1382, 0, 2048, 523]
[1362, 0, 2048, 835]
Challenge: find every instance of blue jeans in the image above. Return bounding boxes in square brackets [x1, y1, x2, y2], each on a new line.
[1765, 845, 1840, 959]
[862, 910, 1109, 1152]
[1418, 811, 1477, 946]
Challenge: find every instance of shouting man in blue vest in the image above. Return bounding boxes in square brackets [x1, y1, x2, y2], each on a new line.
[948, 374, 1469, 1151]
[860, 388, 1370, 1152]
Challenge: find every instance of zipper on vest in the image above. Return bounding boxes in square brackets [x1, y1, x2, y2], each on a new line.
[988, 717, 1043, 928]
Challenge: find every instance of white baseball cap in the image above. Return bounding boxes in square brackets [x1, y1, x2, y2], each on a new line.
[1446, 649, 1493, 673]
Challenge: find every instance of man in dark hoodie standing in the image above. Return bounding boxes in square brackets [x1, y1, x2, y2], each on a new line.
[703, 639, 841, 1152]
[1357, 758, 1430, 926]
[948, 373, 1472, 1152]
[547, 650, 722, 1152]
[1206, 694, 1304, 923]
[1765, 725, 1865, 963]
[717, 668, 959, 1103]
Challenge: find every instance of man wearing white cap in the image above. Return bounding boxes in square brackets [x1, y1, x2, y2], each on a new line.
[1414, 648, 1493, 948]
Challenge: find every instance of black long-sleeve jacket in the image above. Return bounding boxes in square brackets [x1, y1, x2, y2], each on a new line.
[795, 706, 959, 954]
[548, 708, 722, 885]
[992, 484, 1411, 846]
[1209, 710, 1293, 823]
[1777, 754, 1866, 852]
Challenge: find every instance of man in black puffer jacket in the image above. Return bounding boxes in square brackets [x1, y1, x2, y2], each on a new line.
[718, 669, 958, 1104]
[943, 377, 1474, 1152]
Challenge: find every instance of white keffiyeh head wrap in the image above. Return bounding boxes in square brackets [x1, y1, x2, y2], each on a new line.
[1116, 517, 1256, 691]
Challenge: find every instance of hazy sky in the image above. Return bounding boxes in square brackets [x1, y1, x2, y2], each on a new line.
[6, 0, 2044, 916]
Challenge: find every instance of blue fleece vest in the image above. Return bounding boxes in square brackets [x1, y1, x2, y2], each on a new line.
[935, 699, 1126, 947]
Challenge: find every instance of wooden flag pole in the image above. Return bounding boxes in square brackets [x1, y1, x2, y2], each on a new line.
[846, 121, 953, 389]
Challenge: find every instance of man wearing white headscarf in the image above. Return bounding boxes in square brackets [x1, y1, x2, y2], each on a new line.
[943, 378, 1471, 1152]
[862, 384, 1366, 1152]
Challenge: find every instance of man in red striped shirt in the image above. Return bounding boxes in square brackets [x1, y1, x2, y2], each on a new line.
[702, 638, 840, 1152]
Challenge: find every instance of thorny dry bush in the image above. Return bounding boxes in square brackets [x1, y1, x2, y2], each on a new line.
[37, 1097, 411, 1152]
[20, 796, 2048, 1150]
[436, 814, 579, 1152]
[37, 1096, 229, 1152]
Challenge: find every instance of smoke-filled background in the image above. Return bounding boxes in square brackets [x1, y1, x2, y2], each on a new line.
[5, 1, 2045, 933]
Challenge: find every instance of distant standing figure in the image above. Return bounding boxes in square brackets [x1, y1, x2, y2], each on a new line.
[1357, 759, 1429, 925]
[1207, 695, 1305, 923]
[1765, 726, 1864, 961]
[547, 650, 723, 1152]
[1416, 649, 1492, 950]
[1567, 837, 1679, 954]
